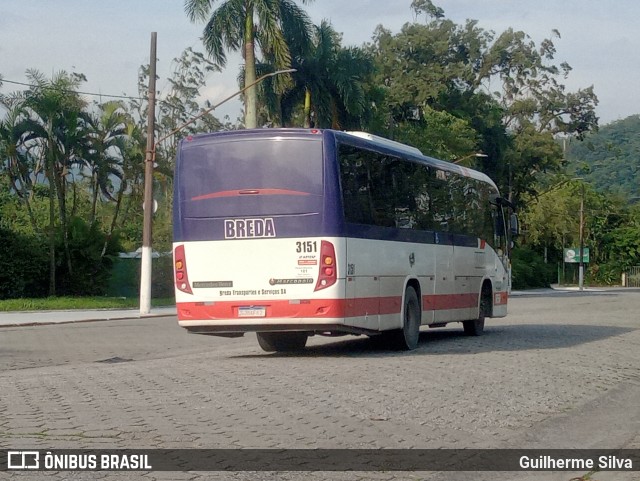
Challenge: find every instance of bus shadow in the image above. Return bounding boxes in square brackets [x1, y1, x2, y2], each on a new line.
[236, 323, 635, 358]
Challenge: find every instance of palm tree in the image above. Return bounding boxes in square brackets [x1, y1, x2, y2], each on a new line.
[84, 101, 128, 226]
[0, 92, 40, 232]
[278, 21, 375, 129]
[184, 0, 315, 128]
[19, 70, 88, 294]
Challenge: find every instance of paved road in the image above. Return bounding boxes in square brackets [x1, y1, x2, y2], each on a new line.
[1, 291, 639, 481]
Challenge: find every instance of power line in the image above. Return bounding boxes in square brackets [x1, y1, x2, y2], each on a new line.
[0, 78, 145, 101]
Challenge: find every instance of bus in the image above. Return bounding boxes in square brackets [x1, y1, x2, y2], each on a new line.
[173, 129, 517, 352]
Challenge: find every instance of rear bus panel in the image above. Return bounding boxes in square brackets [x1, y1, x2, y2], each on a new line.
[175, 237, 351, 334]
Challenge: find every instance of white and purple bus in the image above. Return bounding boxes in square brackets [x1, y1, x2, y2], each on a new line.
[173, 129, 517, 352]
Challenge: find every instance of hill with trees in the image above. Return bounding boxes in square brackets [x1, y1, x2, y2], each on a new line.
[566, 115, 640, 200]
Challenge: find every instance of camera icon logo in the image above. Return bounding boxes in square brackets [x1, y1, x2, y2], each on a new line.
[7, 451, 40, 469]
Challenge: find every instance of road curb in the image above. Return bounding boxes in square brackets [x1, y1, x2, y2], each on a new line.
[0, 308, 177, 328]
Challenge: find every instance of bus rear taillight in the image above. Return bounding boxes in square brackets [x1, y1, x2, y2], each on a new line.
[174, 245, 193, 294]
[315, 240, 337, 291]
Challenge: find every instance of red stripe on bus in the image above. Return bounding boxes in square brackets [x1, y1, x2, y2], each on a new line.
[423, 293, 479, 310]
[345, 296, 402, 317]
[178, 299, 347, 320]
[177, 297, 407, 321]
[176, 291, 509, 321]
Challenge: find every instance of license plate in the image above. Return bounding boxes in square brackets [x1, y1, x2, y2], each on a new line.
[238, 306, 266, 318]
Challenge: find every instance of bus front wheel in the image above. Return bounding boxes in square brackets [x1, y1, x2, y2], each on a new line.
[463, 290, 489, 336]
[256, 332, 308, 352]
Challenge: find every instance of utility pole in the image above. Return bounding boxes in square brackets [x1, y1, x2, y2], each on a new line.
[578, 184, 585, 291]
[140, 32, 157, 315]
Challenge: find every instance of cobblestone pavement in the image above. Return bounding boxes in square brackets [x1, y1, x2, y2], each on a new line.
[1, 292, 639, 481]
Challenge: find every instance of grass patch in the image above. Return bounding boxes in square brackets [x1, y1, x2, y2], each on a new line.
[0, 297, 175, 312]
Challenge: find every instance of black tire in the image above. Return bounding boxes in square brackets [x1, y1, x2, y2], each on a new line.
[256, 332, 308, 352]
[389, 286, 421, 350]
[463, 291, 489, 336]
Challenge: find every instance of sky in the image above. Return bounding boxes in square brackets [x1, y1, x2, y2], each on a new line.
[1, 0, 639, 126]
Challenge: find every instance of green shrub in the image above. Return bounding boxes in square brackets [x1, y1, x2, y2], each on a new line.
[152, 255, 175, 298]
[0, 227, 49, 299]
[511, 246, 556, 289]
[107, 254, 175, 299]
[55, 217, 122, 296]
[588, 262, 622, 286]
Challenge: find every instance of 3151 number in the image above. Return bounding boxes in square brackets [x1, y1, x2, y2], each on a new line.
[296, 241, 317, 253]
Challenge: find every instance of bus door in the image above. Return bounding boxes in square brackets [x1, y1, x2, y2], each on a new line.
[433, 232, 456, 323]
[452, 235, 485, 321]
[413, 238, 436, 326]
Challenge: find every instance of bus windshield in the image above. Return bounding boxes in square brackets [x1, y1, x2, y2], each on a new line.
[177, 137, 324, 219]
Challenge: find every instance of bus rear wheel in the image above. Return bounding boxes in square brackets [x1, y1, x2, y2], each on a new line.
[388, 286, 421, 350]
[256, 332, 308, 352]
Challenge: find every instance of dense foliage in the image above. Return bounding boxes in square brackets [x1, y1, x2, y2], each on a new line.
[0, 225, 48, 299]
[511, 247, 556, 290]
[521, 176, 640, 286]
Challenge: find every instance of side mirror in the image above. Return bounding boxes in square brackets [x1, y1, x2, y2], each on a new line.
[510, 213, 520, 237]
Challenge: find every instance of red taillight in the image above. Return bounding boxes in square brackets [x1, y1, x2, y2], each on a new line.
[174, 245, 193, 294]
[314, 241, 337, 291]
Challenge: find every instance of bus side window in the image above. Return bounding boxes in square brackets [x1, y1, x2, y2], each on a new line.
[425, 170, 451, 232]
[339, 145, 375, 225]
[390, 160, 420, 229]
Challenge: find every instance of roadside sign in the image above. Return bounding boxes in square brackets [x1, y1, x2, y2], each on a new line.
[564, 247, 589, 263]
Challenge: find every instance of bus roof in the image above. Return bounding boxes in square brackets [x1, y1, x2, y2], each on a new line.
[179, 128, 499, 192]
[344, 131, 424, 156]
[335, 130, 499, 192]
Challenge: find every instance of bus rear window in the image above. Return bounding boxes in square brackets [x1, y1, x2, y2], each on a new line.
[178, 139, 323, 217]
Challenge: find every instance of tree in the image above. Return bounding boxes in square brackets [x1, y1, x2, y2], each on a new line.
[184, 0, 315, 128]
[521, 178, 585, 255]
[391, 105, 478, 161]
[16, 70, 88, 294]
[0, 92, 40, 232]
[267, 20, 375, 129]
[84, 101, 128, 225]
[503, 125, 563, 202]
[481, 28, 598, 139]
[369, 2, 599, 203]
[370, 20, 485, 159]
[475, 27, 597, 202]
[155, 48, 222, 161]
[132, 48, 226, 167]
